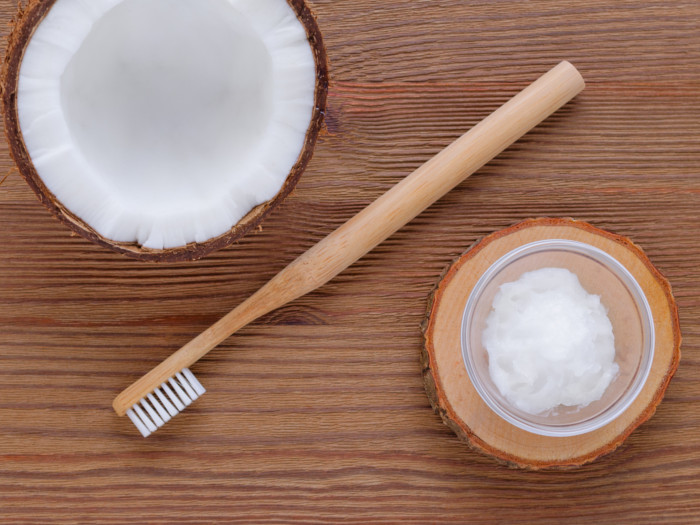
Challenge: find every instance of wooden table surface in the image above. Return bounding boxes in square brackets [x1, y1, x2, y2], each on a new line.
[1, 0, 699, 523]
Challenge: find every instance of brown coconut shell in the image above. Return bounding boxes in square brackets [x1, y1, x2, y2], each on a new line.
[1, 0, 329, 262]
[421, 218, 681, 469]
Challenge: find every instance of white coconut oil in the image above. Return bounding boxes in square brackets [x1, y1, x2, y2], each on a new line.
[483, 267, 619, 415]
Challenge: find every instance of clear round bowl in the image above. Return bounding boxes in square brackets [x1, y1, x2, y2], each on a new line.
[461, 239, 654, 437]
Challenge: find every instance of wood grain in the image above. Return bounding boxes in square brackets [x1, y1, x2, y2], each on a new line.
[0, 0, 699, 523]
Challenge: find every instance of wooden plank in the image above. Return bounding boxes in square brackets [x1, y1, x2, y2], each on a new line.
[0, 0, 699, 522]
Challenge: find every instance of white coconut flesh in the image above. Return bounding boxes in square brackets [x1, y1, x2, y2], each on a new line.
[18, 0, 316, 249]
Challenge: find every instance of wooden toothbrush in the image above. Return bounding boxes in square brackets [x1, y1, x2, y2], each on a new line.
[114, 61, 585, 436]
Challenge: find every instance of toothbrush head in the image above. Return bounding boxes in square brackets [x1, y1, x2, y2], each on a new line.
[124, 368, 206, 437]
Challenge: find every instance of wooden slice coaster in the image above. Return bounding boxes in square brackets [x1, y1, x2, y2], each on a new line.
[421, 218, 681, 469]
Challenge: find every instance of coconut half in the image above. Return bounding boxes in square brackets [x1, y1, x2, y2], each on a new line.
[3, 0, 328, 261]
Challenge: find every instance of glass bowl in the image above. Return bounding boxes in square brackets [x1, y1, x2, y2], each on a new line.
[461, 239, 654, 437]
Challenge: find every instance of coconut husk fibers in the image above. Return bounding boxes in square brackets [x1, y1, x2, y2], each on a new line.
[421, 218, 681, 469]
[1, 0, 329, 262]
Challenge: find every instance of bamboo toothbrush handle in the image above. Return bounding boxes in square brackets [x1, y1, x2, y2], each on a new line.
[114, 61, 584, 416]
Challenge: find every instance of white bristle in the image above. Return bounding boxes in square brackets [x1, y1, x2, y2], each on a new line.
[133, 404, 157, 434]
[169, 377, 192, 406]
[147, 392, 171, 423]
[141, 397, 164, 427]
[183, 368, 206, 395]
[176, 371, 198, 400]
[161, 382, 185, 411]
[154, 387, 178, 417]
[126, 368, 206, 438]
[126, 408, 151, 438]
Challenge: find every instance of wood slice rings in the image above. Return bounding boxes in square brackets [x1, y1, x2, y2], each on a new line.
[421, 218, 680, 469]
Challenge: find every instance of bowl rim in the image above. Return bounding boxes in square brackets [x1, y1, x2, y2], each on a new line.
[460, 238, 656, 437]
